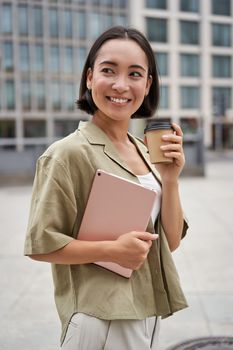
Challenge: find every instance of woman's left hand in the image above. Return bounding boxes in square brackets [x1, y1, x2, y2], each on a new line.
[155, 123, 185, 183]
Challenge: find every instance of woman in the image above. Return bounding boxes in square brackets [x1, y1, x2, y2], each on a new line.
[24, 26, 188, 350]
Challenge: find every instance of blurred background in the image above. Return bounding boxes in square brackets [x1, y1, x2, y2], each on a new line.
[0, 1, 233, 350]
[0, 0, 233, 180]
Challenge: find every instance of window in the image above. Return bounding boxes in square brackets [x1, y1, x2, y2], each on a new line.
[64, 83, 75, 110]
[49, 8, 59, 37]
[160, 85, 169, 109]
[146, 18, 167, 42]
[33, 7, 43, 37]
[212, 87, 232, 113]
[76, 47, 86, 74]
[155, 52, 168, 76]
[35, 80, 46, 110]
[63, 10, 72, 38]
[180, 54, 200, 76]
[4, 80, 15, 110]
[212, 0, 231, 16]
[89, 12, 102, 39]
[24, 120, 46, 137]
[51, 81, 61, 110]
[18, 5, 29, 36]
[146, 0, 167, 9]
[21, 80, 31, 110]
[54, 120, 78, 137]
[33, 44, 44, 72]
[212, 23, 231, 46]
[180, 86, 200, 108]
[49, 45, 60, 72]
[180, 0, 199, 12]
[180, 21, 199, 45]
[20, 44, 30, 72]
[1, 4, 12, 34]
[212, 55, 231, 77]
[0, 120, 15, 138]
[74, 11, 86, 39]
[3, 42, 14, 72]
[64, 46, 73, 74]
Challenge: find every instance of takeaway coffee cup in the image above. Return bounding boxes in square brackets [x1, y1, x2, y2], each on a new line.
[144, 121, 174, 164]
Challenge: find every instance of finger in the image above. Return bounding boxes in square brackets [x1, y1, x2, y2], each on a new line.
[164, 151, 184, 161]
[171, 123, 183, 137]
[133, 232, 158, 241]
[162, 134, 183, 144]
[161, 143, 183, 152]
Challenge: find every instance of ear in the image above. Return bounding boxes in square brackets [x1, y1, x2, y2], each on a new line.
[145, 75, 152, 96]
[86, 68, 93, 90]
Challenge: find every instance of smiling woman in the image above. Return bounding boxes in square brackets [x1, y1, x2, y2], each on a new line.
[24, 26, 188, 350]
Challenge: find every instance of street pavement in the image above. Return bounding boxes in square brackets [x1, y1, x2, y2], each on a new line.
[0, 151, 233, 350]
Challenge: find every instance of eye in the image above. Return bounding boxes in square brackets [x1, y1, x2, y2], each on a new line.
[101, 67, 114, 74]
[130, 71, 143, 78]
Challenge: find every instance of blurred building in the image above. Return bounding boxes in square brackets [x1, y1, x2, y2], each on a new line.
[0, 0, 233, 167]
[130, 0, 233, 149]
[0, 0, 128, 153]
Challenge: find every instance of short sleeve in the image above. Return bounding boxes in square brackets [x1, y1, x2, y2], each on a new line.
[24, 156, 77, 255]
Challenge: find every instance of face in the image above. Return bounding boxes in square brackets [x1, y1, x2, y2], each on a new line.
[86, 39, 152, 122]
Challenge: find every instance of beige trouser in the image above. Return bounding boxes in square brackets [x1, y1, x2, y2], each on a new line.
[61, 313, 160, 350]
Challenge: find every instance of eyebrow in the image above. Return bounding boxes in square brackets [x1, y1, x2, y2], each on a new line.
[99, 60, 147, 72]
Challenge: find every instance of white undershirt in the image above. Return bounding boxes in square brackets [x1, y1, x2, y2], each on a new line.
[136, 172, 162, 224]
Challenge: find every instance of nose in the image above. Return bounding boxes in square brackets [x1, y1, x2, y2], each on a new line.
[112, 75, 129, 93]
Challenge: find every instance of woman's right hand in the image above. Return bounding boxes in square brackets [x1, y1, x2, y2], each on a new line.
[111, 231, 158, 270]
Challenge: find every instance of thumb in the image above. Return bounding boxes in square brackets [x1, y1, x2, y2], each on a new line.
[134, 232, 158, 241]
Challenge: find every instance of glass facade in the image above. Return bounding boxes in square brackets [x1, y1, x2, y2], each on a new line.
[0, 0, 129, 152]
[51, 81, 61, 110]
[180, 86, 200, 108]
[212, 55, 232, 78]
[1, 4, 12, 34]
[3, 42, 14, 72]
[35, 81, 46, 110]
[33, 44, 44, 72]
[180, 54, 200, 77]
[180, 0, 199, 13]
[49, 45, 60, 72]
[211, 0, 231, 16]
[146, 18, 167, 42]
[160, 85, 169, 109]
[63, 10, 72, 38]
[0, 120, 15, 138]
[21, 80, 31, 110]
[20, 44, 30, 72]
[18, 5, 29, 36]
[24, 120, 46, 137]
[4, 80, 15, 110]
[180, 21, 199, 45]
[155, 52, 168, 76]
[49, 8, 59, 37]
[33, 7, 43, 37]
[146, 0, 167, 10]
[212, 87, 232, 110]
[212, 23, 232, 46]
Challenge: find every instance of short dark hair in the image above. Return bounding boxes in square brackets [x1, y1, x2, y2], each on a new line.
[76, 26, 160, 119]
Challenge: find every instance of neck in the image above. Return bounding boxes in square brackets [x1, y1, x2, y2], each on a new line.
[91, 113, 130, 143]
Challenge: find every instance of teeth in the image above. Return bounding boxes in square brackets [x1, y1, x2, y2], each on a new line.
[110, 97, 128, 104]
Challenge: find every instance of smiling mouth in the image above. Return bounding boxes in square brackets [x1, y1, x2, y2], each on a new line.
[107, 96, 131, 104]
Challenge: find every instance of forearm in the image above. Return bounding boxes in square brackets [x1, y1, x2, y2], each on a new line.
[161, 180, 184, 251]
[29, 239, 114, 265]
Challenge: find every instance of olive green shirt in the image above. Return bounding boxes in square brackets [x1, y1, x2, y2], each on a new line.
[24, 121, 188, 344]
